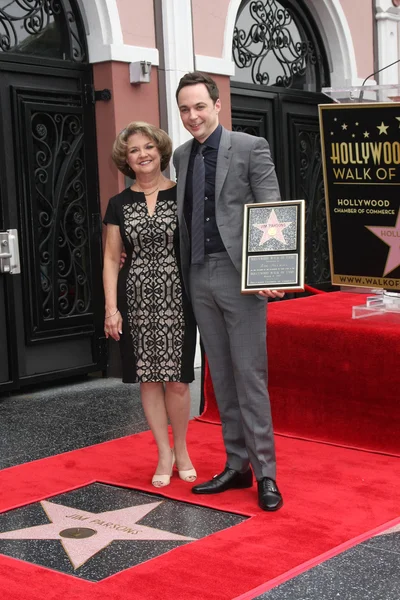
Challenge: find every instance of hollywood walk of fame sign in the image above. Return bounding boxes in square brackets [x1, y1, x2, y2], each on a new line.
[0, 500, 195, 570]
[319, 103, 400, 290]
[241, 200, 305, 293]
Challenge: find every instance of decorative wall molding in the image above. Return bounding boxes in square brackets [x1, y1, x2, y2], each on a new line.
[376, 8, 400, 21]
[195, 55, 235, 76]
[375, 0, 400, 84]
[223, 0, 242, 68]
[75, 0, 121, 49]
[88, 44, 159, 65]
[304, 0, 358, 87]
[76, 0, 159, 64]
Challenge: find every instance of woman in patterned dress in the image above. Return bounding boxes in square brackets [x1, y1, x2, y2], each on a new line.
[103, 122, 197, 487]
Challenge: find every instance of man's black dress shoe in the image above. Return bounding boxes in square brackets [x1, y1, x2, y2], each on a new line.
[192, 467, 253, 494]
[257, 477, 283, 511]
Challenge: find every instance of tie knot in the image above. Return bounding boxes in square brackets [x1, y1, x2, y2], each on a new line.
[197, 144, 206, 155]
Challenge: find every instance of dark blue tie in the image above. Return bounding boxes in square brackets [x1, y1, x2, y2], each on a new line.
[191, 144, 206, 265]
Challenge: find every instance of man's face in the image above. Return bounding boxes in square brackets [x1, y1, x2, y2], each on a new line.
[177, 83, 221, 143]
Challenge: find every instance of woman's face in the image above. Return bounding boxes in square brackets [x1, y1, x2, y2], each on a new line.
[126, 132, 161, 178]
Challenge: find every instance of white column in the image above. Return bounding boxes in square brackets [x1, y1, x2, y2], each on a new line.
[160, 0, 202, 369]
[375, 0, 400, 85]
[161, 0, 194, 152]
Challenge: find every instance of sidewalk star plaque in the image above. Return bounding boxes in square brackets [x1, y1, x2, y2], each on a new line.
[319, 102, 400, 290]
[0, 500, 195, 570]
[241, 200, 305, 293]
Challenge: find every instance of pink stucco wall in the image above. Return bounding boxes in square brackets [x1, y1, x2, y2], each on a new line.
[334, 0, 374, 79]
[117, 0, 156, 47]
[93, 62, 160, 219]
[192, 0, 231, 57]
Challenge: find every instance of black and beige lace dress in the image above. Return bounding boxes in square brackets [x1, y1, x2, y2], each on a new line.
[104, 186, 196, 383]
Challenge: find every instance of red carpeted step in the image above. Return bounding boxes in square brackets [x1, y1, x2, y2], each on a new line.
[200, 292, 400, 456]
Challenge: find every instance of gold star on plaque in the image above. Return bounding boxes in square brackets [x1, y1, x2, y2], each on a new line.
[363, 131, 370, 138]
[352, 134, 356, 138]
[377, 121, 389, 135]
[341, 123, 348, 130]
[330, 131, 334, 135]
[355, 122, 359, 126]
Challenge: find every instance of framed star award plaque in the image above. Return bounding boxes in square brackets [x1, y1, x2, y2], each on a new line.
[241, 200, 305, 293]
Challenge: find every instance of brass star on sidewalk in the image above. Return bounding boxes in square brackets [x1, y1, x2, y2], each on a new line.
[377, 121, 389, 135]
[0, 500, 195, 569]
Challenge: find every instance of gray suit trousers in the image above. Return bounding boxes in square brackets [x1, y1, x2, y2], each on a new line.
[189, 252, 276, 480]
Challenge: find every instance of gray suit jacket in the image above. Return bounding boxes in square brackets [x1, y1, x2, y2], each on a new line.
[173, 126, 281, 294]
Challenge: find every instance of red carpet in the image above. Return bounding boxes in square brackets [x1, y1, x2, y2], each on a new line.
[201, 292, 400, 456]
[232, 515, 400, 600]
[0, 421, 399, 600]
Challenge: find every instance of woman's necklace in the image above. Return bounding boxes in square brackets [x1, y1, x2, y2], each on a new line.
[135, 181, 161, 196]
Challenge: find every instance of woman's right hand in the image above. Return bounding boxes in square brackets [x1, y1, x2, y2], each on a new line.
[120, 251, 127, 269]
[104, 310, 123, 341]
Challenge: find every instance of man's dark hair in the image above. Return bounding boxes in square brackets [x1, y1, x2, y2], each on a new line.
[176, 71, 220, 103]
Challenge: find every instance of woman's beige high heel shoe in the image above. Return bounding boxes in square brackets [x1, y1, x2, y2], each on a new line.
[178, 467, 197, 483]
[152, 450, 175, 488]
[172, 449, 197, 482]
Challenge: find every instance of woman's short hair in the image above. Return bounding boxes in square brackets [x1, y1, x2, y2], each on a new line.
[112, 121, 172, 178]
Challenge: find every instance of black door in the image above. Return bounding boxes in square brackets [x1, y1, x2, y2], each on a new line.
[231, 83, 332, 289]
[0, 62, 106, 392]
[0, 251, 12, 387]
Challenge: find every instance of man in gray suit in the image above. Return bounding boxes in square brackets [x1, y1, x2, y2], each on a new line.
[173, 72, 283, 511]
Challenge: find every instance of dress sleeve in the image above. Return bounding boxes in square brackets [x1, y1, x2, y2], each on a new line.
[103, 195, 119, 226]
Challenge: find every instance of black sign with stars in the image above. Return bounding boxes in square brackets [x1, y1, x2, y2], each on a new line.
[319, 103, 400, 290]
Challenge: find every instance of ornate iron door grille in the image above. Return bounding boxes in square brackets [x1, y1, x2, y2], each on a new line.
[232, 0, 329, 91]
[294, 119, 330, 286]
[14, 88, 95, 341]
[0, 0, 85, 62]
